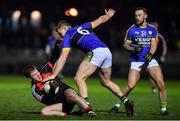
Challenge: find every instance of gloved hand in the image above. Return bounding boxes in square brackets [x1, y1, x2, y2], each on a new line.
[145, 52, 153, 62]
[134, 45, 143, 53]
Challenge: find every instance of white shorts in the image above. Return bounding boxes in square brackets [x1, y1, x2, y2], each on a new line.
[85, 48, 112, 68]
[130, 59, 159, 71]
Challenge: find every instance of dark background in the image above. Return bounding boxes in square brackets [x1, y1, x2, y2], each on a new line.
[0, 0, 180, 78]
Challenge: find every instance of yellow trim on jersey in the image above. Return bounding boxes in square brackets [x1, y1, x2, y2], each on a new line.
[62, 48, 71, 51]
[91, 22, 95, 29]
[139, 25, 147, 28]
[151, 38, 156, 41]
[127, 40, 132, 44]
[125, 24, 135, 44]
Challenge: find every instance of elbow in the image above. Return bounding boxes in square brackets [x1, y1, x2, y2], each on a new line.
[123, 44, 128, 51]
[123, 43, 127, 48]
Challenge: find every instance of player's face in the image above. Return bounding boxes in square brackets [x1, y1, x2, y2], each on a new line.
[30, 68, 42, 82]
[135, 10, 147, 25]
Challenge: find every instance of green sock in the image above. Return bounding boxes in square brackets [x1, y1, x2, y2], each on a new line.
[160, 99, 167, 110]
[120, 96, 128, 104]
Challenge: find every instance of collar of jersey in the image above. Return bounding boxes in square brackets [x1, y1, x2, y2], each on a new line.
[139, 23, 148, 28]
[139, 25, 147, 28]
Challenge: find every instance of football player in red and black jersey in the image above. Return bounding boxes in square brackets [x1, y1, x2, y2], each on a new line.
[23, 40, 96, 116]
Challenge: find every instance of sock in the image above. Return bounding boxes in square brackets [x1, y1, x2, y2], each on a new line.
[160, 99, 167, 111]
[63, 112, 67, 116]
[84, 106, 92, 111]
[120, 96, 128, 104]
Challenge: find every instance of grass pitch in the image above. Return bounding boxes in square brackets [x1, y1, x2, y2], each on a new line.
[0, 75, 179, 120]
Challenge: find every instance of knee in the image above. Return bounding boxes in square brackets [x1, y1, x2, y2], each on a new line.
[74, 75, 82, 82]
[66, 92, 76, 99]
[41, 108, 49, 115]
[74, 76, 78, 81]
[74, 75, 86, 82]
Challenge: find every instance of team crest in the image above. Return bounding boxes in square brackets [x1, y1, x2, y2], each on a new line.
[149, 31, 152, 35]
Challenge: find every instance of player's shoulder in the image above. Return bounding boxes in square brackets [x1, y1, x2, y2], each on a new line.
[73, 22, 88, 27]
[77, 22, 92, 28]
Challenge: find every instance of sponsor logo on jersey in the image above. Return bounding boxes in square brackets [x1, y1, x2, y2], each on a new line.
[135, 31, 140, 34]
[135, 37, 151, 45]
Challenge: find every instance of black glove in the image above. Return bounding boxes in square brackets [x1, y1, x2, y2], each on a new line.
[134, 45, 143, 53]
[145, 52, 153, 62]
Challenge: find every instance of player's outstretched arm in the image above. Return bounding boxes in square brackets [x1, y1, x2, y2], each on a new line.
[43, 49, 70, 82]
[91, 8, 116, 29]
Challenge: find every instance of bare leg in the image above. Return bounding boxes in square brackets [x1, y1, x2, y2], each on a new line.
[64, 88, 90, 109]
[64, 88, 96, 116]
[148, 66, 167, 100]
[149, 75, 158, 93]
[122, 69, 140, 96]
[74, 60, 97, 98]
[148, 66, 168, 115]
[41, 103, 66, 116]
[99, 67, 134, 116]
[98, 67, 123, 97]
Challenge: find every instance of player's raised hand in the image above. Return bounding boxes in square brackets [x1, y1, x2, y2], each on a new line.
[105, 8, 116, 18]
[91, 8, 116, 29]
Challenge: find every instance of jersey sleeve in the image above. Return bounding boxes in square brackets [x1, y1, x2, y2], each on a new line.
[126, 28, 133, 44]
[151, 27, 158, 41]
[80, 22, 93, 29]
[32, 84, 43, 102]
[61, 33, 71, 51]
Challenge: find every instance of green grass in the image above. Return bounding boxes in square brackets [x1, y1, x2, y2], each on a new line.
[0, 75, 179, 120]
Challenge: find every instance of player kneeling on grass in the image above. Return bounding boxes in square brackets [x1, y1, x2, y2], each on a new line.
[23, 40, 96, 117]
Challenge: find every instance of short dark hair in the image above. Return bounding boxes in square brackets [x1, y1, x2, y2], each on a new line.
[56, 20, 71, 31]
[23, 65, 36, 78]
[134, 7, 147, 14]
